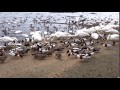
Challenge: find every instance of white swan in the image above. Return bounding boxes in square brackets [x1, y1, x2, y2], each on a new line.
[0, 36, 16, 43]
[85, 27, 96, 34]
[105, 29, 119, 34]
[11, 37, 18, 41]
[91, 33, 99, 39]
[31, 33, 44, 42]
[107, 34, 119, 41]
[100, 25, 112, 32]
[50, 31, 70, 38]
[75, 30, 90, 38]
[14, 30, 22, 34]
[22, 34, 29, 37]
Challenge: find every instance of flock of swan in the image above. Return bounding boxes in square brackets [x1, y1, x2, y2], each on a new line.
[0, 12, 119, 63]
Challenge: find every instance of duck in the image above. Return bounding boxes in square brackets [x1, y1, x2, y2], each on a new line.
[78, 53, 91, 62]
[22, 34, 29, 38]
[103, 43, 112, 50]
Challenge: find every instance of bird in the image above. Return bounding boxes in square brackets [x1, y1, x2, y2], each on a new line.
[103, 43, 112, 50]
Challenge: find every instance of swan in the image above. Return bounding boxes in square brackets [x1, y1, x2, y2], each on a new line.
[22, 34, 29, 37]
[94, 26, 102, 31]
[14, 30, 22, 34]
[31, 33, 44, 42]
[105, 29, 119, 34]
[100, 25, 112, 32]
[8, 42, 22, 46]
[50, 31, 70, 38]
[30, 31, 42, 35]
[0, 36, 16, 43]
[84, 27, 97, 34]
[107, 34, 119, 41]
[43, 31, 48, 35]
[11, 37, 18, 41]
[91, 33, 99, 39]
[101, 24, 118, 32]
[75, 30, 90, 38]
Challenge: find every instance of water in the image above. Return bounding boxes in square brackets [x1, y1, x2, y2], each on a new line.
[0, 12, 119, 40]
